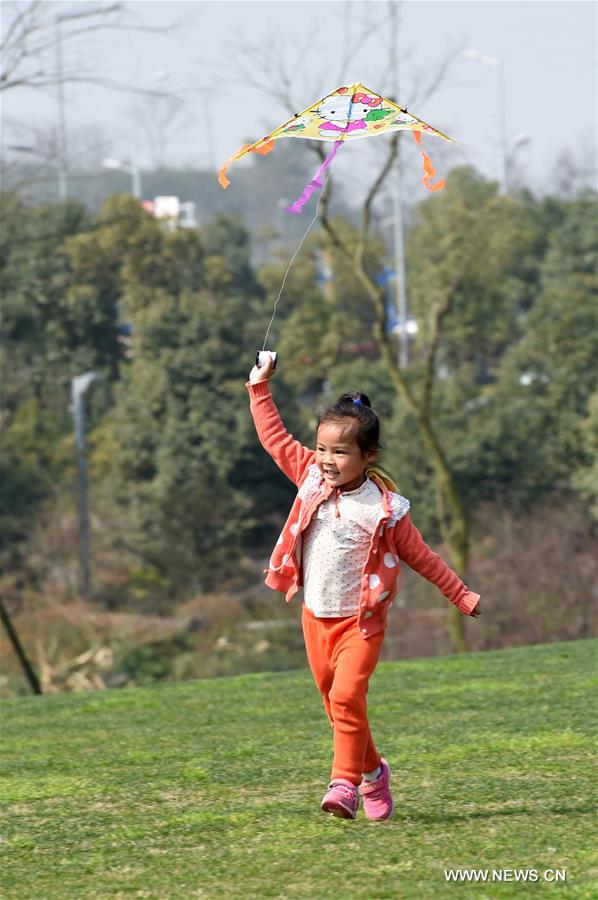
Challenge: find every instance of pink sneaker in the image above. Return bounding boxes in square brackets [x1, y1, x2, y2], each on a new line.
[321, 779, 359, 819]
[360, 758, 394, 821]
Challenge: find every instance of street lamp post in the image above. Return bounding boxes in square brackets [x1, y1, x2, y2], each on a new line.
[52, 4, 122, 201]
[71, 372, 101, 598]
[55, 14, 68, 202]
[389, 1, 409, 368]
[391, 138, 409, 368]
[463, 49, 530, 193]
[102, 157, 143, 199]
[463, 48, 509, 192]
[377, 219, 419, 362]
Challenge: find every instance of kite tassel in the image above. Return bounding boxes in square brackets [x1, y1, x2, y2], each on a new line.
[251, 139, 276, 157]
[218, 144, 249, 189]
[412, 131, 446, 192]
[218, 166, 231, 190]
[285, 140, 343, 214]
[218, 140, 277, 189]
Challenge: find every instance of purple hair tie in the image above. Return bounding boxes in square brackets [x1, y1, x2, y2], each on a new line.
[353, 398, 363, 405]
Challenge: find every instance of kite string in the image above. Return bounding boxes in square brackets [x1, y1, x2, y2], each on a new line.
[261, 165, 335, 352]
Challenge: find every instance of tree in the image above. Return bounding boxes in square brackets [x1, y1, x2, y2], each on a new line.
[1, 1, 189, 200]
[129, 93, 189, 171]
[0, 190, 122, 687]
[0, 194, 122, 409]
[63, 198, 301, 599]
[0, 1, 174, 94]
[316, 163, 494, 651]
[479, 195, 598, 506]
[571, 392, 598, 521]
[379, 188, 598, 526]
[0, 193, 125, 570]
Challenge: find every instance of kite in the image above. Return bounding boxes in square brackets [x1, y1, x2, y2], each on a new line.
[218, 82, 454, 212]
[218, 83, 454, 363]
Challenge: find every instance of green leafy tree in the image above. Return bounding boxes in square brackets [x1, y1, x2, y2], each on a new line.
[0, 194, 121, 567]
[314, 163, 513, 649]
[273, 220, 387, 396]
[447, 194, 598, 510]
[64, 199, 300, 598]
[0, 195, 121, 411]
[300, 159, 595, 650]
[393, 177, 568, 524]
[571, 392, 598, 520]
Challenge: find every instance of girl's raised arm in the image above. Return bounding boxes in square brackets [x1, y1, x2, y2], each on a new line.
[246, 356, 315, 486]
[391, 513, 481, 616]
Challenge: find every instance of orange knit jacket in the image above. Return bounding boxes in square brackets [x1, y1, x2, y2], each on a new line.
[247, 380, 480, 639]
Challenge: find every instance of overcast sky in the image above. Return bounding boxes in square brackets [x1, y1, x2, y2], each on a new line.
[2, 0, 596, 196]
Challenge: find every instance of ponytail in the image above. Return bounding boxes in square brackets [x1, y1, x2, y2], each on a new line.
[364, 464, 398, 492]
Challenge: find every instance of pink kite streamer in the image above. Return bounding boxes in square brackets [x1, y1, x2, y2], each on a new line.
[285, 140, 343, 214]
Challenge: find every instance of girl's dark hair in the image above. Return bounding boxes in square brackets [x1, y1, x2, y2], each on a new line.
[316, 391, 382, 455]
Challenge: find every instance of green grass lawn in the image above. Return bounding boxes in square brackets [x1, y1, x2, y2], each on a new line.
[1, 639, 597, 899]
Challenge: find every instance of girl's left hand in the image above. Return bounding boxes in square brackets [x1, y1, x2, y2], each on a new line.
[470, 602, 482, 617]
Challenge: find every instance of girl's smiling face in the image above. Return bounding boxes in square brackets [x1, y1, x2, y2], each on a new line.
[315, 420, 377, 491]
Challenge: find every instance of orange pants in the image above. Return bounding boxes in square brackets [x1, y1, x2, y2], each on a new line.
[301, 604, 384, 785]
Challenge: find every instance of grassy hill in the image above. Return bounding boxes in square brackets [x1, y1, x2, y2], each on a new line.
[1, 639, 596, 898]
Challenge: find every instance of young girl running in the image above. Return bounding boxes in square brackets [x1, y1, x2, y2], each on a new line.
[247, 354, 481, 821]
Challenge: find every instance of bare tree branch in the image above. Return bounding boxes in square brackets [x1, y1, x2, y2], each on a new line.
[1, 0, 41, 52]
[1, 71, 183, 97]
[356, 132, 400, 268]
[221, 38, 299, 112]
[406, 38, 466, 109]
[56, 3, 123, 25]
[336, 2, 396, 87]
[0, 0, 188, 95]
[290, 25, 320, 85]
[419, 214, 490, 416]
[420, 264, 470, 417]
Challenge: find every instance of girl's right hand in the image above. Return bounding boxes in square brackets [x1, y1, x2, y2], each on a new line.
[249, 353, 276, 384]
